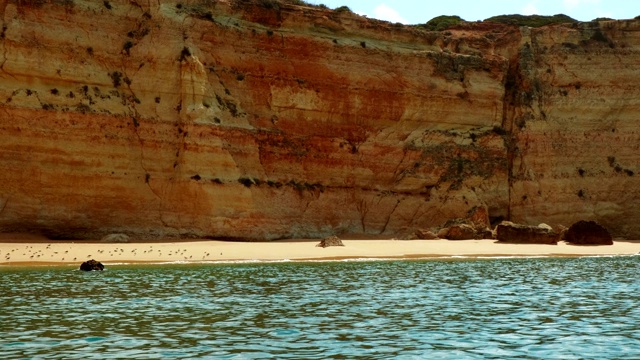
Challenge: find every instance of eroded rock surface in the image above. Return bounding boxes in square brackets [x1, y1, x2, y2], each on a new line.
[101, 234, 130, 243]
[496, 221, 559, 244]
[446, 224, 477, 240]
[0, 1, 638, 240]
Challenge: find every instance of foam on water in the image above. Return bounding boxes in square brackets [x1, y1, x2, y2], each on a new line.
[97, 252, 640, 267]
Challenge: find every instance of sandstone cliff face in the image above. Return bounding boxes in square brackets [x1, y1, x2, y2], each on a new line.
[0, 0, 638, 240]
[508, 21, 640, 238]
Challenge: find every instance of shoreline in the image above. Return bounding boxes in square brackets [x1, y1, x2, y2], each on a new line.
[1, 237, 639, 267]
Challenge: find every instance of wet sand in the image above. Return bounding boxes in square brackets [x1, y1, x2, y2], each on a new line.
[0, 234, 638, 266]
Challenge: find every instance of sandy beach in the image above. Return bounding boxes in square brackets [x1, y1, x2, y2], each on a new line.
[1, 234, 639, 266]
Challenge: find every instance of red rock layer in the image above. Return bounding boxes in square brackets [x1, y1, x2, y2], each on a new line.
[0, 1, 638, 239]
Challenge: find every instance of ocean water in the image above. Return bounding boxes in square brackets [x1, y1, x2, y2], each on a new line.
[2, 256, 640, 359]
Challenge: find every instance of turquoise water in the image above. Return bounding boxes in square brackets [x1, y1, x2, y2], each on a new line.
[2, 256, 640, 359]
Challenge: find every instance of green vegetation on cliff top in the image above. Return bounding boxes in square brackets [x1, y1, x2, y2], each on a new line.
[260, 0, 618, 30]
[415, 14, 578, 31]
[418, 15, 465, 31]
[484, 14, 578, 27]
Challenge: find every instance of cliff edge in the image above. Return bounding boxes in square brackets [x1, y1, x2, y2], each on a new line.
[0, 0, 638, 240]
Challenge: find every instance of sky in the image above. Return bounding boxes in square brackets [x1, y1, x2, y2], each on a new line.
[304, 0, 637, 24]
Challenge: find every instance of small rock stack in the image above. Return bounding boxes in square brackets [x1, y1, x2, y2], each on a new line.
[316, 236, 345, 248]
[80, 259, 104, 271]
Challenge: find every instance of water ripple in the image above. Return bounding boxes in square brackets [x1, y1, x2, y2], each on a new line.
[2, 257, 640, 358]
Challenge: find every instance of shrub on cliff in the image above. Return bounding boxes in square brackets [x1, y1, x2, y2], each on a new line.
[284, 0, 314, 5]
[484, 14, 577, 27]
[419, 15, 465, 31]
[334, 5, 352, 13]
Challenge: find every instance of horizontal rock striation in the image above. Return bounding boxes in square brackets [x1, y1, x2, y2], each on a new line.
[507, 22, 640, 238]
[0, 1, 638, 240]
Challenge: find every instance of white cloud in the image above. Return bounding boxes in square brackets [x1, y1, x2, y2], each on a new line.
[522, 3, 539, 15]
[563, 0, 580, 8]
[563, 0, 601, 9]
[372, 4, 408, 24]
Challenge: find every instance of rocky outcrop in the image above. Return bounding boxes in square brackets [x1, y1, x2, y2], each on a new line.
[445, 224, 477, 240]
[476, 228, 495, 240]
[0, 1, 638, 240]
[564, 221, 613, 245]
[316, 236, 344, 248]
[414, 229, 438, 240]
[496, 221, 559, 244]
[80, 259, 104, 271]
[437, 206, 494, 239]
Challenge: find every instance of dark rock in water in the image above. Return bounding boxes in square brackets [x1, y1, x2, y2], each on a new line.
[80, 259, 104, 271]
[415, 229, 438, 240]
[496, 221, 559, 244]
[565, 221, 613, 245]
[316, 235, 344, 248]
[446, 224, 477, 240]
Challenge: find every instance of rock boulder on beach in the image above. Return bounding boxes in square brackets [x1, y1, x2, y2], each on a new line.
[436, 228, 450, 239]
[415, 229, 439, 240]
[316, 236, 345, 248]
[446, 224, 477, 240]
[564, 221, 613, 245]
[476, 228, 495, 240]
[496, 221, 559, 244]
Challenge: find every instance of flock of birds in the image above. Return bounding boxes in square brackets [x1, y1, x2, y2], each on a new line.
[1, 244, 71, 261]
[1, 244, 222, 263]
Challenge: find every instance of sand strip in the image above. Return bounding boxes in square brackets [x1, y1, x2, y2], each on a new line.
[1, 238, 639, 267]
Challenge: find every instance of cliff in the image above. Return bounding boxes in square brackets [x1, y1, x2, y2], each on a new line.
[0, 0, 638, 240]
